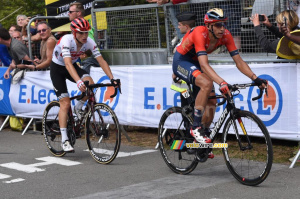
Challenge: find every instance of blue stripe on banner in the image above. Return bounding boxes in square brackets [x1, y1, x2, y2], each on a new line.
[0, 67, 15, 115]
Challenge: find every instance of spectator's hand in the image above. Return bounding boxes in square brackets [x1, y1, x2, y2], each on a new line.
[261, 14, 272, 28]
[4, 70, 10, 79]
[157, 0, 169, 5]
[250, 14, 260, 26]
[280, 26, 291, 37]
[34, 56, 41, 64]
[146, 0, 158, 2]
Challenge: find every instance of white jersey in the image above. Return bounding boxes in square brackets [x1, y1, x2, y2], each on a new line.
[52, 34, 101, 66]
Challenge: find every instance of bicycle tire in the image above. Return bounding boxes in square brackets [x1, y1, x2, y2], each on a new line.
[158, 106, 198, 174]
[85, 103, 121, 164]
[42, 101, 66, 157]
[222, 110, 273, 186]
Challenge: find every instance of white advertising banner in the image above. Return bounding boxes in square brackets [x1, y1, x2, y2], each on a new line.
[9, 63, 300, 140]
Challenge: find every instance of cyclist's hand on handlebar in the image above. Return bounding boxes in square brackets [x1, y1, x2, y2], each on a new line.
[76, 80, 86, 92]
[111, 78, 121, 87]
[219, 81, 231, 96]
[253, 77, 268, 89]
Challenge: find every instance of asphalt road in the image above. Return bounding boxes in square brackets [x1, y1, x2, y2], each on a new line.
[1, 129, 300, 199]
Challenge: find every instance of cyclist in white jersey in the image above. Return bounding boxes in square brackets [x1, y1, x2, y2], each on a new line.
[50, 18, 117, 152]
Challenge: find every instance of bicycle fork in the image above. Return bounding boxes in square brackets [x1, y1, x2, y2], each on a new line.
[230, 111, 253, 151]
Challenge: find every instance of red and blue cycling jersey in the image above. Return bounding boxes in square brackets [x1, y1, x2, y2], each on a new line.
[176, 26, 239, 59]
[173, 26, 238, 84]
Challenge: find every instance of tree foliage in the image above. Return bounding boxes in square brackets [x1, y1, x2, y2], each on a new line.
[0, 0, 46, 29]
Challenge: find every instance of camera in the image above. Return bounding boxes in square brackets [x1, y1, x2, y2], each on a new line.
[258, 15, 265, 21]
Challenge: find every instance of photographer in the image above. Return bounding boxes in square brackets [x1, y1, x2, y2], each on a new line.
[250, 10, 299, 53]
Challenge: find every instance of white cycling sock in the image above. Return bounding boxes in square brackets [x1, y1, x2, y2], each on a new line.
[74, 100, 85, 111]
[60, 128, 68, 143]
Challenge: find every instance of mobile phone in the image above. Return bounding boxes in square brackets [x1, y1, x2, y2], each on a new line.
[258, 15, 265, 21]
[283, 16, 287, 27]
[21, 60, 33, 65]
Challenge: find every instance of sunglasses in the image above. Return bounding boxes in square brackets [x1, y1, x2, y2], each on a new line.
[37, 28, 48, 33]
[68, 10, 79, 14]
[214, 22, 227, 28]
[77, 31, 89, 35]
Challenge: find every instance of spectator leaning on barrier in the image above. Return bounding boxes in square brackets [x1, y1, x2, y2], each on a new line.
[250, 10, 299, 54]
[25, 21, 57, 70]
[0, 27, 35, 79]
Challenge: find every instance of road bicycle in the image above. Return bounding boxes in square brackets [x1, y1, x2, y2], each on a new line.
[42, 80, 121, 164]
[158, 82, 273, 186]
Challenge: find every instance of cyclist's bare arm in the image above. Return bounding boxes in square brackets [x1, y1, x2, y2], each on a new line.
[198, 55, 225, 85]
[232, 54, 258, 80]
[63, 57, 82, 83]
[95, 55, 114, 80]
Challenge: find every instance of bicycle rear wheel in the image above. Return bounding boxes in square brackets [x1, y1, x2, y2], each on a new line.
[222, 110, 273, 186]
[42, 101, 66, 157]
[85, 103, 121, 164]
[158, 107, 198, 174]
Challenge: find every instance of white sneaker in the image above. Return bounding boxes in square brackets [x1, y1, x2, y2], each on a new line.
[62, 140, 74, 152]
[190, 127, 211, 144]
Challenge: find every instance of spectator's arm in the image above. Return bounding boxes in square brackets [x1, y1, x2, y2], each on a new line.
[31, 33, 41, 42]
[267, 25, 283, 38]
[254, 26, 277, 53]
[36, 39, 56, 69]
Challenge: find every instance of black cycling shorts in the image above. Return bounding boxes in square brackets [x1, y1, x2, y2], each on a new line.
[50, 61, 90, 99]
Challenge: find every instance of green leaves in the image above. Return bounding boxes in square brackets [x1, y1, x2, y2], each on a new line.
[0, 0, 45, 28]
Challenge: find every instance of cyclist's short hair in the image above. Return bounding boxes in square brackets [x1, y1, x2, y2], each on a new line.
[0, 27, 11, 40]
[70, 2, 85, 16]
[276, 10, 299, 31]
[181, 20, 196, 28]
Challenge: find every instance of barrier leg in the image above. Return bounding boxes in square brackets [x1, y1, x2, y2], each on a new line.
[0, 116, 10, 132]
[120, 125, 131, 142]
[21, 118, 34, 135]
[289, 142, 300, 168]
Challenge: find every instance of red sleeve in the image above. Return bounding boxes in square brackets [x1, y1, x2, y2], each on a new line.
[172, 0, 188, 5]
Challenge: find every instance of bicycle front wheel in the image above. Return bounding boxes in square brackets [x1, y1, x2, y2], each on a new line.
[158, 107, 198, 174]
[42, 101, 66, 157]
[85, 103, 121, 164]
[222, 110, 273, 186]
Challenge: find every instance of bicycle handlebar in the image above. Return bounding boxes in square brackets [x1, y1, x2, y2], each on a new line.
[83, 79, 121, 98]
[213, 83, 267, 106]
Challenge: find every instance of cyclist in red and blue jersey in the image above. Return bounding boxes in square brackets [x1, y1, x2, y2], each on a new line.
[173, 8, 267, 145]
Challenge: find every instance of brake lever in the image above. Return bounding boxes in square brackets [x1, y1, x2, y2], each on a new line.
[265, 83, 268, 98]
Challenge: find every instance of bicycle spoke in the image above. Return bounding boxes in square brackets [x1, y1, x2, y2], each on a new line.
[222, 110, 273, 186]
[158, 107, 198, 174]
[85, 104, 121, 164]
